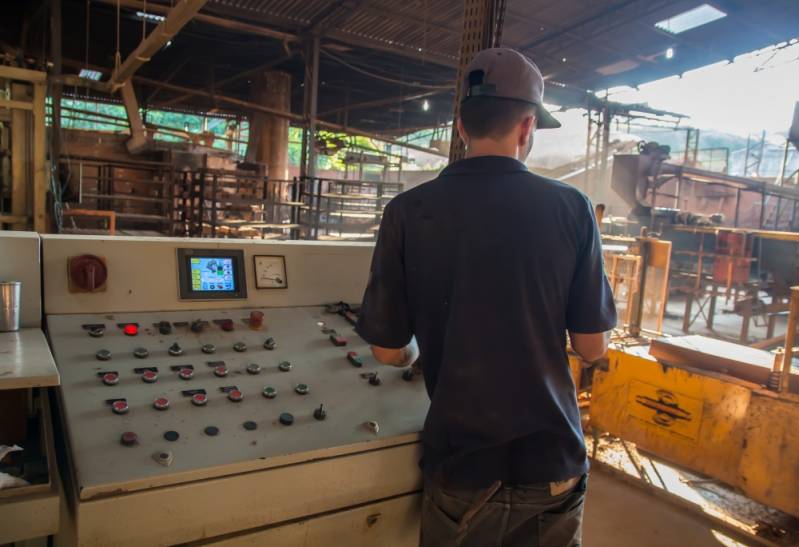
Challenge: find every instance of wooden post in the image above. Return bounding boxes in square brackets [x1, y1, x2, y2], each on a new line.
[32, 82, 47, 232]
[10, 83, 29, 230]
[782, 287, 799, 393]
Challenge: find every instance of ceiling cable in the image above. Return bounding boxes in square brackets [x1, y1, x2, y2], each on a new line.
[320, 48, 453, 90]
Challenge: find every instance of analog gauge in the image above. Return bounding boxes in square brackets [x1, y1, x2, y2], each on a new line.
[253, 255, 287, 289]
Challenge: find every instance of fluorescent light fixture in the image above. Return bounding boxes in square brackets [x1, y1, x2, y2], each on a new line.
[655, 4, 726, 34]
[78, 68, 103, 81]
[665, 47, 675, 59]
[135, 11, 165, 23]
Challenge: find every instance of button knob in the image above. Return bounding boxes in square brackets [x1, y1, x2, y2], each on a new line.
[263, 337, 276, 350]
[214, 365, 229, 378]
[295, 383, 310, 395]
[111, 400, 129, 415]
[120, 431, 138, 446]
[279, 412, 294, 426]
[246, 363, 262, 375]
[153, 397, 170, 411]
[191, 393, 208, 406]
[102, 372, 119, 386]
[142, 370, 158, 383]
[262, 386, 277, 399]
[233, 342, 247, 352]
[157, 321, 172, 335]
[96, 349, 112, 361]
[249, 311, 264, 329]
[201, 344, 216, 354]
[68, 254, 107, 292]
[88, 326, 105, 338]
[133, 347, 149, 359]
[168, 343, 183, 356]
[278, 361, 292, 372]
[313, 404, 327, 421]
[227, 389, 243, 402]
[178, 367, 194, 380]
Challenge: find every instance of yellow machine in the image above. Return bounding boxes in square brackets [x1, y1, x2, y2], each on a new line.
[590, 311, 799, 518]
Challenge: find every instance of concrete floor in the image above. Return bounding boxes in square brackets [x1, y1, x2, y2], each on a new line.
[584, 468, 744, 547]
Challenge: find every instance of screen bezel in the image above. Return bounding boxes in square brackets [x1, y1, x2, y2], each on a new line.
[176, 248, 248, 300]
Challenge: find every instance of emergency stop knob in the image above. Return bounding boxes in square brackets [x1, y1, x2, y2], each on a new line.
[68, 255, 108, 292]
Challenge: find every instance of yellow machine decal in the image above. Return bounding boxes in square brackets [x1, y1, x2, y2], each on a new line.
[627, 380, 703, 441]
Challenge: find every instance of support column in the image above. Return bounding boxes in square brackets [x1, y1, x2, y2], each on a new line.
[307, 36, 320, 180]
[247, 71, 291, 181]
[10, 83, 30, 230]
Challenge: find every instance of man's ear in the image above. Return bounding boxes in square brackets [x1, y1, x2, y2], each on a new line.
[456, 117, 469, 146]
[518, 115, 535, 146]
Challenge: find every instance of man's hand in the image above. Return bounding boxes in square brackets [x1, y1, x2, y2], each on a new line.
[371, 336, 420, 367]
[569, 330, 611, 362]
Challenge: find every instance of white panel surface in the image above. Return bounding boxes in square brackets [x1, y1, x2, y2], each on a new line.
[0, 231, 41, 327]
[41, 235, 374, 315]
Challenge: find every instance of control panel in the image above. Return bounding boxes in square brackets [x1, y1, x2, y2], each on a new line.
[48, 304, 427, 499]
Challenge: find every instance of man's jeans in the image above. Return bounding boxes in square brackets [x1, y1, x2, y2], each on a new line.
[420, 474, 587, 547]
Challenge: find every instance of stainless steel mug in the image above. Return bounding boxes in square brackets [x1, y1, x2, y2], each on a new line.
[0, 281, 21, 332]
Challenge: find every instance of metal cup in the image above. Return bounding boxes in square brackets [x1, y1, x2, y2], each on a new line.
[0, 281, 21, 332]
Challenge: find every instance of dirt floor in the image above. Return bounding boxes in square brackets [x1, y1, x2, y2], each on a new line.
[585, 468, 748, 547]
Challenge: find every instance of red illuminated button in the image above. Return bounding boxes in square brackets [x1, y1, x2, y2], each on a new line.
[153, 397, 170, 411]
[220, 319, 234, 332]
[214, 366, 229, 378]
[227, 389, 243, 402]
[120, 431, 138, 446]
[123, 324, 138, 336]
[191, 393, 208, 406]
[178, 368, 194, 380]
[142, 370, 158, 383]
[111, 400, 129, 415]
[102, 372, 120, 386]
[329, 334, 347, 347]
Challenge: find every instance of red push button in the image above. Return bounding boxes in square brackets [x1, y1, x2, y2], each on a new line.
[111, 400, 129, 415]
[142, 370, 158, 383]
[102, 372, 120, 386]
[153, 397, 170, 411]
[329, 334, 347, 347]
[123, 324, 138, 336]
[120, 431, 138, 446]
[214, 365, 229, 378]
[191, 393, 208, 406]
[179, 368, 194, 380]
[227, 389, 243, 402]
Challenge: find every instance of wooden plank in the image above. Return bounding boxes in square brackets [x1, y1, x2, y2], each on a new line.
[649, 335, 799, 393]
[0, 98, 32, 111]
[0, 66, 46, 83]
[31, 83, 46, 232]
[10, 83, 28, 230]
[0, 329, 60, 391]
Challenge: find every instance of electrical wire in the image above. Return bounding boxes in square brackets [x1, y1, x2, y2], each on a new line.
[320, 49, 453, 90]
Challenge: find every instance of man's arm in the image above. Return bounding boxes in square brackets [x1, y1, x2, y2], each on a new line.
[371, 336, 419, 367]
[569, 330, 611, 362]
[355, 200, 415, 363]
[565, 195, 617, 357]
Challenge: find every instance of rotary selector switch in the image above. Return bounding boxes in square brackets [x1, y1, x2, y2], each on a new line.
[96, 349, 112, 361]
[168, 343, 184, 356]
[263, 337, 276, 350]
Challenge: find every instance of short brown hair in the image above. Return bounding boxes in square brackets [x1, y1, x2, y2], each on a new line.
[459, 96, 536, 140]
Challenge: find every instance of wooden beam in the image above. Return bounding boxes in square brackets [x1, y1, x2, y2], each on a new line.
[0, 98, 33, 111]
[94, 0, 298, 43]
[319, 90, 440, 118]
[109, 0, 209, 87]
[10, 83, 29, 230]
[0, 65, 47, 83]
[0, 215, 30, 225]
[120, 81, 148, 152]
[158, 50, 294, 108]
[32, 82, 47, 232]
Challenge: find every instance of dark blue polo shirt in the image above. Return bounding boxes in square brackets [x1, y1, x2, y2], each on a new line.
[356, 156, 616, 488]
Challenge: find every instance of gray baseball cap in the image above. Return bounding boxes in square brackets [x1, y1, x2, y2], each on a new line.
[461, 48, 561, 129]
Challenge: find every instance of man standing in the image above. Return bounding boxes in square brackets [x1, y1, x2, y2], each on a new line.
[355, 48, 616, 547]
